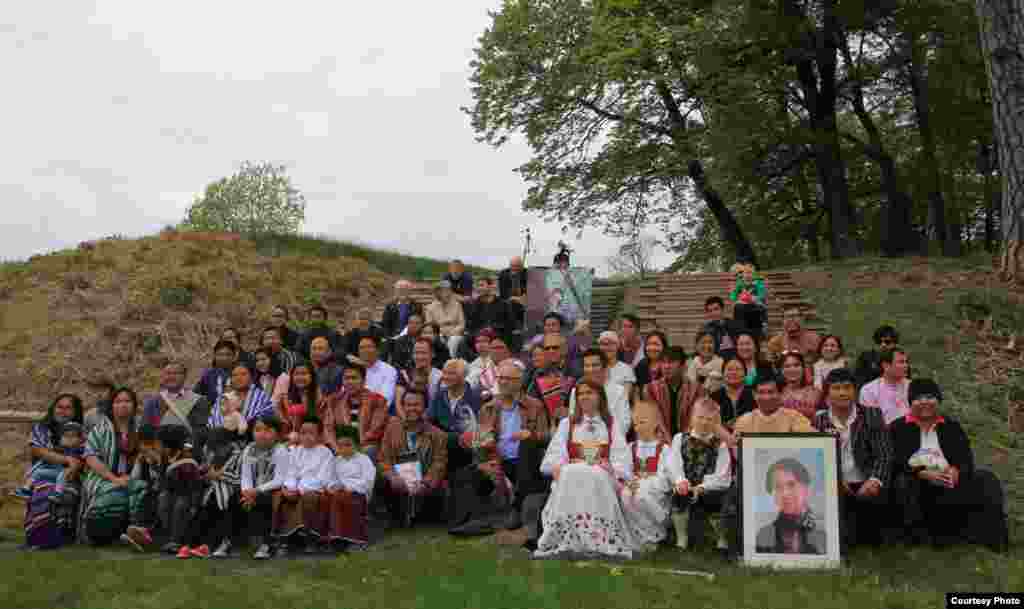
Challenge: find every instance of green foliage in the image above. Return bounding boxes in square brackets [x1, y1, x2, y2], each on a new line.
[181, 161, 306, 235]
[470, 0, 999, 269]
[140, 334, 162, 354]
[248, 232, 493, 279]
[158, 286, 193, 309]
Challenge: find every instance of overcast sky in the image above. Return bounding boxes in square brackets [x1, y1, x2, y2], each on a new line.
[1, 1, 675, 275]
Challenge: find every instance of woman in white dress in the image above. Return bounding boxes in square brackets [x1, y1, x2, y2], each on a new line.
[534, 379, 639, 560]
[621, 400, 673, 550]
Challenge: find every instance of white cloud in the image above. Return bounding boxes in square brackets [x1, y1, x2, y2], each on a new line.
[0, 1, 675, 274]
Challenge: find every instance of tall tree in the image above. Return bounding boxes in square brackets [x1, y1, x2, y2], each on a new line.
[976, 0, 1024, 280]
[465, 0, 759, 267]
[773, 0, 863, 258]
[182, 162, 306, 235]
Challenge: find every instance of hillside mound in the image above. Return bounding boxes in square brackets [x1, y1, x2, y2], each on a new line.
[0, 232, 391, 414]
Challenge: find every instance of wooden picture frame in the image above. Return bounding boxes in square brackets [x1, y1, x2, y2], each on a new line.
[738, 433, 842, 569]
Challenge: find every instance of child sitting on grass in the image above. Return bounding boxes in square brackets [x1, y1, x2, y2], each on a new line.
[273, 416, 333, 556]
[325, 424, 376, 552]
[240, 416, 290, 560]
[177, 428, 243, 559]
[156, 426, 203, 555]
[120, 424, 164, 551]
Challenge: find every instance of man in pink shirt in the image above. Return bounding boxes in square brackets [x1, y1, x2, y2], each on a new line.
[858, 348, 911, 425]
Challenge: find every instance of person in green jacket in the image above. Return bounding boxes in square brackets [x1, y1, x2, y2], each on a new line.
[729, 264, 767, 338]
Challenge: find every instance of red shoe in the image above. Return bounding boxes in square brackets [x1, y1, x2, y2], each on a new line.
[190, 545, 210, 558]
[176, 546, 192, 559]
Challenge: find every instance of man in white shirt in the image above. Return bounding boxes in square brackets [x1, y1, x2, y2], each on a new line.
[359, 335, 398, 411]
[568, 348, 630, 431]
[858, 348, 911, 425]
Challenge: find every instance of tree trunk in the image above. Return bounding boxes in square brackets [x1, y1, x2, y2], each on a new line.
[906, 32, 954, 257]
[687, 160, 760, 268]
[840, 42, 915, 257]
[976, 0, 1024, 281]
[792, 0, 860, 259]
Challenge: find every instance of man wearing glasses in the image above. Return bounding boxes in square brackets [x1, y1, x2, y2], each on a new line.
[854, 325, 900, 388]
[527, 334, 576, 424]
[449, 360, 551, 535]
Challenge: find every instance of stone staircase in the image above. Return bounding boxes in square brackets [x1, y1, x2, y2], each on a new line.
[623, 272, 826, 349]
[589, 284, 625, 337]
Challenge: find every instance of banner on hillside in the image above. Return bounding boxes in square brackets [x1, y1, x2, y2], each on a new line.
[525, 267, 593, 338]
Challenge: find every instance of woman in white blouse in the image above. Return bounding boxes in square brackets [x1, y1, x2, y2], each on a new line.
[534, 379, 640, 559]
[598, 331, 636, 398]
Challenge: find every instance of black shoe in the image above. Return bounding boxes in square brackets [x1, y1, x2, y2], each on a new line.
[276, 544, 289, 558]
[522, 540, 537, 552]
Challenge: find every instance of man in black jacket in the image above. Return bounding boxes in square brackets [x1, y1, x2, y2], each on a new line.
[381, 279, 424, 338]
[813, 368, 893, 548]
[467, 276, 512, 340]
[497, 256, 527, 330]
[853, 325, 899, 388]
[699, 296, 742, 359]
[889, 378, 1008, 550]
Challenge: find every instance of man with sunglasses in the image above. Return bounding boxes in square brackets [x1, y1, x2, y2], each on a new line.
[527, 333, 577, 424]
[854, 325, 900, 388]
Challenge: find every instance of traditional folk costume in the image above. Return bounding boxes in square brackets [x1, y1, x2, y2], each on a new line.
[621, 439, 673, 548]
[240, 443, 290, 547]
[534, 415, 640, 560]
[77, 416, 151, 545]
[24, 422, 80, 548]
[273, 444, 333, 541]
[186, 440, 242, 551]
[325, 450, 376, 546]
[666, 431, 735, 550]
[159, 454, 205, 548]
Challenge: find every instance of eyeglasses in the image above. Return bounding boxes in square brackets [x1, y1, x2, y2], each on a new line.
[912, 394, 938, 402]
[879, 338, 896, 345]
[497, 375, 522, 382]
[543, 345, 561, 351]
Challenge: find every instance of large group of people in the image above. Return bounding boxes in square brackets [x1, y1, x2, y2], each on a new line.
[17, 257, 1010, 562]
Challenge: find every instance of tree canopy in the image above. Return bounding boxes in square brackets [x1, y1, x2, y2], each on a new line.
[181, 162, 306, 235]
[467, 0, 1002, 270]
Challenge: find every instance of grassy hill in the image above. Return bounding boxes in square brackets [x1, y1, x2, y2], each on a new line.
[0, 251, 1021, 608]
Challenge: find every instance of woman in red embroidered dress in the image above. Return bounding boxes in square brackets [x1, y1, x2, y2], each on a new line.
[534, 380, 639, 559]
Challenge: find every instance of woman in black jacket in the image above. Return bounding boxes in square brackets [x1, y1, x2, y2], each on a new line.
[889, 378, 1008, 551]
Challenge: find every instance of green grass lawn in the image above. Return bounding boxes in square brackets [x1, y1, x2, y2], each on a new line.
[3, 256, 1021, 608]
[1, 527, 1021, 609]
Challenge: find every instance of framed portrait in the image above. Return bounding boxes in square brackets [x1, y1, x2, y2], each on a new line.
[737, 433, 841, 569]
[525, 267, 592, 340]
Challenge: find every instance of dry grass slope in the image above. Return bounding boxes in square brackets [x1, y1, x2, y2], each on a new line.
[0, 233, 393, 508]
